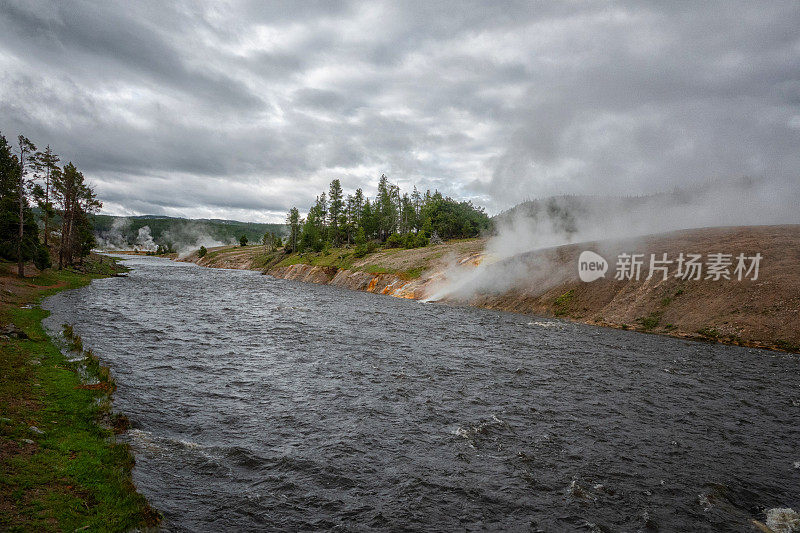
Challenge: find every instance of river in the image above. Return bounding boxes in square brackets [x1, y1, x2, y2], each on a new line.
[42, 256, 799, 532]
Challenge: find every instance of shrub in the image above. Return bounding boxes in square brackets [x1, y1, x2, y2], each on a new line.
[33, 246, 51, 270]
[400, 232, 429, 249]
[554, 289, 574, 306]
[553, 289, 574, 316]
[638, 313, 661, 330]
[198, 246, 207, 258]
[697, 327, 719, 339]
[385, 233, 404, 248]
[353, 241, 378, 258]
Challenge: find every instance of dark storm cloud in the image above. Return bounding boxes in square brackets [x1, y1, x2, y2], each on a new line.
[0, 0, 798, 221]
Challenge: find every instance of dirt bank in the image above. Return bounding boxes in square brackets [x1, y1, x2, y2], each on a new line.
[180, 225, 800, 353]
[458, 225, 800, 352]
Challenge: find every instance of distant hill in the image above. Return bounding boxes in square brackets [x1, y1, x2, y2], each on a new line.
[90, 214, 286, 252]
[486, 176, 797, 259]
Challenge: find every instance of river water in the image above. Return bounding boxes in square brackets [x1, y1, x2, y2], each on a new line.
[42, 256, 799, 532]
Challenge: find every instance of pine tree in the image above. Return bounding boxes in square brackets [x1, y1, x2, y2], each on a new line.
[34, 144, 61, 246]
[53, 162, 101, 268]
[411, 186, 422, 231]
[285, 207, 300, 252]
[328, 179, 344, 245]
[15, 136, 36, 277]
[361, 198, 376, 240]
[376, 174, 397, 241]
[344, 194, 355, 244]
[353, 188, 364, 225]
[0, 133, 48, 272]
[33, 145, 59, 246]
[400, 193, 415, 234]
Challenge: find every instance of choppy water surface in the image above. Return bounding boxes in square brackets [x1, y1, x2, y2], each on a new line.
[43, 256, 799, 531]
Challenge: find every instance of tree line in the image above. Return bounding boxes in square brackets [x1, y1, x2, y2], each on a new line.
[0, 132, 100, 277]
[284, 174, 490, 255]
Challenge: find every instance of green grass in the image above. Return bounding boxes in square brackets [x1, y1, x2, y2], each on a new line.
[362, 265, 394, 275]
[553, 289, 575, 316]
[775, 339, 800, 353]
[637, 313, 661, 331]
[404, 267, 425, 279]
[696, 327, 720, 339]
[274, 250, 322, 268]
[1, 257, 158, 531]
[273, 246, 430, 279]
[216, 238, 482, 280]
[202, 247, 231, 261]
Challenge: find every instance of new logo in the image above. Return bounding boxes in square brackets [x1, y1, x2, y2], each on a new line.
[578, 250, 608, 282]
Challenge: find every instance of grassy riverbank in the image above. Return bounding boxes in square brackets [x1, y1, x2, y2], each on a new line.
[184, 237, 485, 280]
[0, 256, 158, 531]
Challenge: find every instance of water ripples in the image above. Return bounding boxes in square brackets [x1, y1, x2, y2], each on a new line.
[42, 255, 800, 532]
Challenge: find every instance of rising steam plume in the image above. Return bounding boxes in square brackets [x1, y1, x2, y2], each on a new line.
[430, 176, 800, 301]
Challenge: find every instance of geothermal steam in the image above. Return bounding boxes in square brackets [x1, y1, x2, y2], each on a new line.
[429, 176, 800, 301]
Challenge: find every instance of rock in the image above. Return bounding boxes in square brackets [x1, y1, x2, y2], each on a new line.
[0, 324, 29, 339]
[21, 439, 35, 445]
[29, 426, 45, 435]
[766, 508, 800, 533]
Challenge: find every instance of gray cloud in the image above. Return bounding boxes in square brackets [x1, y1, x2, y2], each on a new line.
[0, 0, 798, 222]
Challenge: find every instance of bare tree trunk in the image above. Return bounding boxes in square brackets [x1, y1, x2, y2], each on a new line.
[17, 171, 24, 278]
[60, 199, 71, 269]
[43, 166, 50, 247]
[59, 198, 69, 269]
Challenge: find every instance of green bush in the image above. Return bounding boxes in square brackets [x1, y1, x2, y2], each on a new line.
[33, 245, 51, 270]
[638, 313, 661, 330]
[553, 289, 574, 316]
[399, 232, 429, 249]
[198, 246, 207, 258]
[353, 240, 378, 258]
[385, 233, 404, 248]
[155, 244, 175, 255]
[697, 327, 719, 339]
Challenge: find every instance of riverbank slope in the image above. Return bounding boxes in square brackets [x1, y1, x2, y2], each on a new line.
[0, 256, 158, 531]
[180, 225, 800, 353]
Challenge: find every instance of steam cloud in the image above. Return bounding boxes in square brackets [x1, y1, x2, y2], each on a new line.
[161, 222, 232, 258]
[429, 177, 800, 301]
[95, 219, 234, 256]
[135, 226, 157, 252]
[94, 217, 132, 250]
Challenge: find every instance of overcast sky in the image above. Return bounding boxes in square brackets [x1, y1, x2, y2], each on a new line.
[1, 1, 798, 222]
